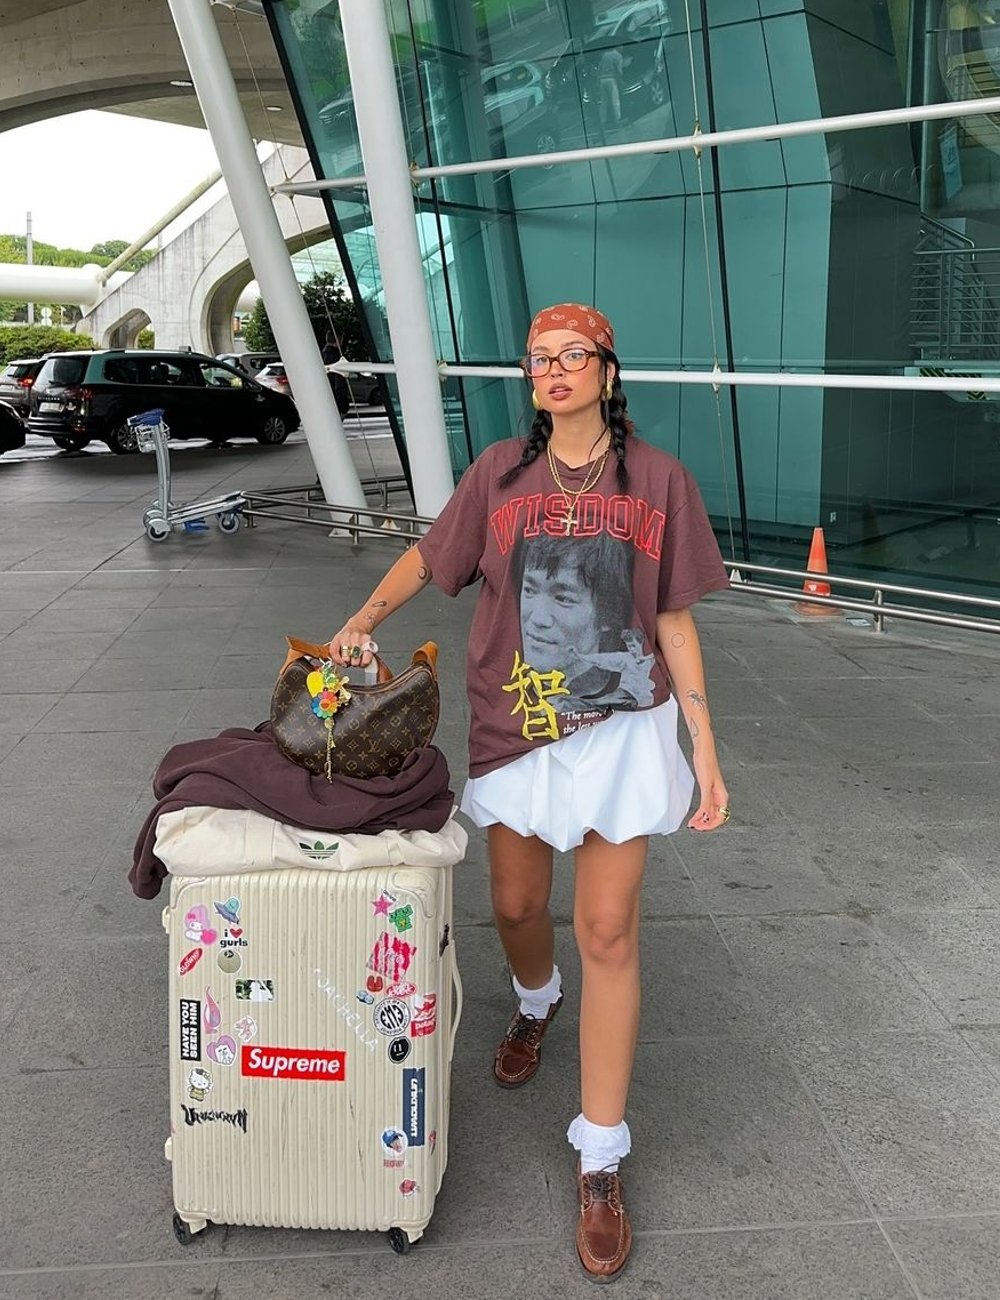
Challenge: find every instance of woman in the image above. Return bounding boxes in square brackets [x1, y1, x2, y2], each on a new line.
[330, 303, 730, 1282]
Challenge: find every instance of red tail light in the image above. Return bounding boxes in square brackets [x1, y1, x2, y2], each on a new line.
[18, 376, 34, 388]
[61, 386, 95, 407]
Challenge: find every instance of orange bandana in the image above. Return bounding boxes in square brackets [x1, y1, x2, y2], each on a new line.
[527, 302, 615, 352]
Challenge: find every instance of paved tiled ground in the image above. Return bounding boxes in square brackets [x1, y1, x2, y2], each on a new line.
[1, 429, 999, 1299]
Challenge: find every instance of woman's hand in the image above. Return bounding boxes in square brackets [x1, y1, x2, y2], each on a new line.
[328, 620, 378, 669]
[686, 746, 731, 832]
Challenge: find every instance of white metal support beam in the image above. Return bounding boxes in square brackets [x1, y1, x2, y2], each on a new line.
[165, 0, 367, 513]
[274, 92, 1000, 194]
[338, 0, 455, 518]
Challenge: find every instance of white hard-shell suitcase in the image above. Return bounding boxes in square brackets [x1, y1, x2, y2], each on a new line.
[162, 862, 461, 1253]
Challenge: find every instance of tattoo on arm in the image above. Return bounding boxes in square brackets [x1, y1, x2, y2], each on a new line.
[686, 690, 707, 713]
[363, 612, 375, 631]
[687, 715, 701, 739]
[417, 565, 429, 583]
[670, 632, 686, 648]
[371, 600, 387, 608]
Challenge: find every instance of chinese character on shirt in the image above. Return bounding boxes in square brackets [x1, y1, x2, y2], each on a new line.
[502, 650, 569, 741]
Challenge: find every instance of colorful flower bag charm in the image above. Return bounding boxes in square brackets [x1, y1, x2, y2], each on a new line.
[304, 662, 353, 781]
[270, 637, 440, 781]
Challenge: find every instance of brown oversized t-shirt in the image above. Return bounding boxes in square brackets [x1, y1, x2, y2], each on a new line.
[418, 436, 729, 777]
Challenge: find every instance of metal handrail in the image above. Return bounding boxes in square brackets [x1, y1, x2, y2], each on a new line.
[728, 580, 1000, 636]
[730, 560, 1000, 609]
[240, 486, 1000, 636]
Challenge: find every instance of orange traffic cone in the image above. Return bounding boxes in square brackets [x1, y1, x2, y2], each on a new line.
[795, 526, 839, 616]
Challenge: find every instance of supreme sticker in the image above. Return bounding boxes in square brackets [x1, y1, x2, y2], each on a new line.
[402, 1067, 426, 1147]
[241, 1045, 345, 1081]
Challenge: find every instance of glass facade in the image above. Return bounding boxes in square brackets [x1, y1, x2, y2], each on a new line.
[266, 0, 1000, 600]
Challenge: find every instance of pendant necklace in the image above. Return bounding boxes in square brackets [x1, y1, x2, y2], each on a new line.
[546, 434, 610, 535]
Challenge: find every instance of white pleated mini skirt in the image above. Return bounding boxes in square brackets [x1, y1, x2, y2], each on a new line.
[460, 698, 694, 851]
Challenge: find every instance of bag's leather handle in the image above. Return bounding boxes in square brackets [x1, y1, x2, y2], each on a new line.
[279, 636, 437, 684]
[412, 642, 438, 675]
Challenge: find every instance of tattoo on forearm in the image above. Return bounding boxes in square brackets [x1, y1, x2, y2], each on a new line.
[687, 690, 707, 712]
[363, 612, 375, 631]
[670, 633, 686, 648]
[371, 600, 387, 608]
[417, 565, 429, 582]
[688, 716, 700, 739]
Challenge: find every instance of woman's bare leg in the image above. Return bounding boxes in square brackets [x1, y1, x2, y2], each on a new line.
[573, 831, 647, 1124]
[488, 822, 555, 987]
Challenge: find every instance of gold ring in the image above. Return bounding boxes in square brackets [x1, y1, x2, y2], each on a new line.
[339, 644, 350, 657]
[719, 806, 731, 822]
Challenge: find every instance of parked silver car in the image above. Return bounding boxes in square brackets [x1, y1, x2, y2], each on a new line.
[0, 358, 44, 416]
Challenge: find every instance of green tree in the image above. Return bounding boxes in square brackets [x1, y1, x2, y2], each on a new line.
[242, 272, 367, 359]
[90, 241, 156, 272]
[90, 240, 129, 261]
[241, 297, 276, 352]
[302, 271, 367, 358]
[136, 328, 155, 349]
[0, 326, 94, 365]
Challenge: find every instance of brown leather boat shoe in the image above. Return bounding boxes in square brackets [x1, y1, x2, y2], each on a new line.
[492, 994, 563, 1088]
[576, 1168, 632, 1283]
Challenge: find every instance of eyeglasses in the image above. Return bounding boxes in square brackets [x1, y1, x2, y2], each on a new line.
[523, 347, 600, 377]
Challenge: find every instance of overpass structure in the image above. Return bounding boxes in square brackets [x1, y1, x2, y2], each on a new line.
[0, 0, 376, 510]
[80, 145, 327, 353]
[0, 0, 323, 356]
[0, 0, 301, 142]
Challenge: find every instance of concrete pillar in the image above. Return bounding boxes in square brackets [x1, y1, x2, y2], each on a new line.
[165, 0, 367, 511]
[339, 0, 456, 516]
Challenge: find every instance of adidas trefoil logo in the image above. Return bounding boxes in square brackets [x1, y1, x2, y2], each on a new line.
[299, 839, 340, 860]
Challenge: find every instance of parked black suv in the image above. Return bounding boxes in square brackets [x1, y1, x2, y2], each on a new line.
[28, 350, 300, 453]
[0, 358, 44, 416]
[0, 400, 26, 455]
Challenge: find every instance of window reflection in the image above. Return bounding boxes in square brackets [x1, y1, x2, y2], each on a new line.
[269, 0, 1000, 598]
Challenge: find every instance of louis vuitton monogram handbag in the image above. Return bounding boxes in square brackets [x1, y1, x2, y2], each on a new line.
[270, 637, 440, 781]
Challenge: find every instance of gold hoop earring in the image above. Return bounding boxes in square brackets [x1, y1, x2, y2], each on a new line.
[531, 390, 542, 410]
[604, 380, 614, 400]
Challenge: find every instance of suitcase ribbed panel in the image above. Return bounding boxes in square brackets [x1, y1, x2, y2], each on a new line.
[167, 865, 457, 1236]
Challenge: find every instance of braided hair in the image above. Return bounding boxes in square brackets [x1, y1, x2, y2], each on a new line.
[498, 347, 633, 492]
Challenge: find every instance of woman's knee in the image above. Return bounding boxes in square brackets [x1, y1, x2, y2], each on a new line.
[488, 826, 552, 929]
[574, 912, 637, 966]
[491, 884, 549, 930]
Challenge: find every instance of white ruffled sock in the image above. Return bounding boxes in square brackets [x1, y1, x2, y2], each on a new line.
[511, 964, 562, 1019]
[567, 1113, 632, 1174]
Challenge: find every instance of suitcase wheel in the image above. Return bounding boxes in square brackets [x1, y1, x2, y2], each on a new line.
[387, 1226, 415, 1255]
[171, 1212, 206, 1246]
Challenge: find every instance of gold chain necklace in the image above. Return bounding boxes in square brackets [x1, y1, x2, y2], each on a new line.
[546, 435, 610, 535]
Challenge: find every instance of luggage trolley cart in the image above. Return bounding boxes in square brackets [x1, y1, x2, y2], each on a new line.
[130, 408, 245, 543]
